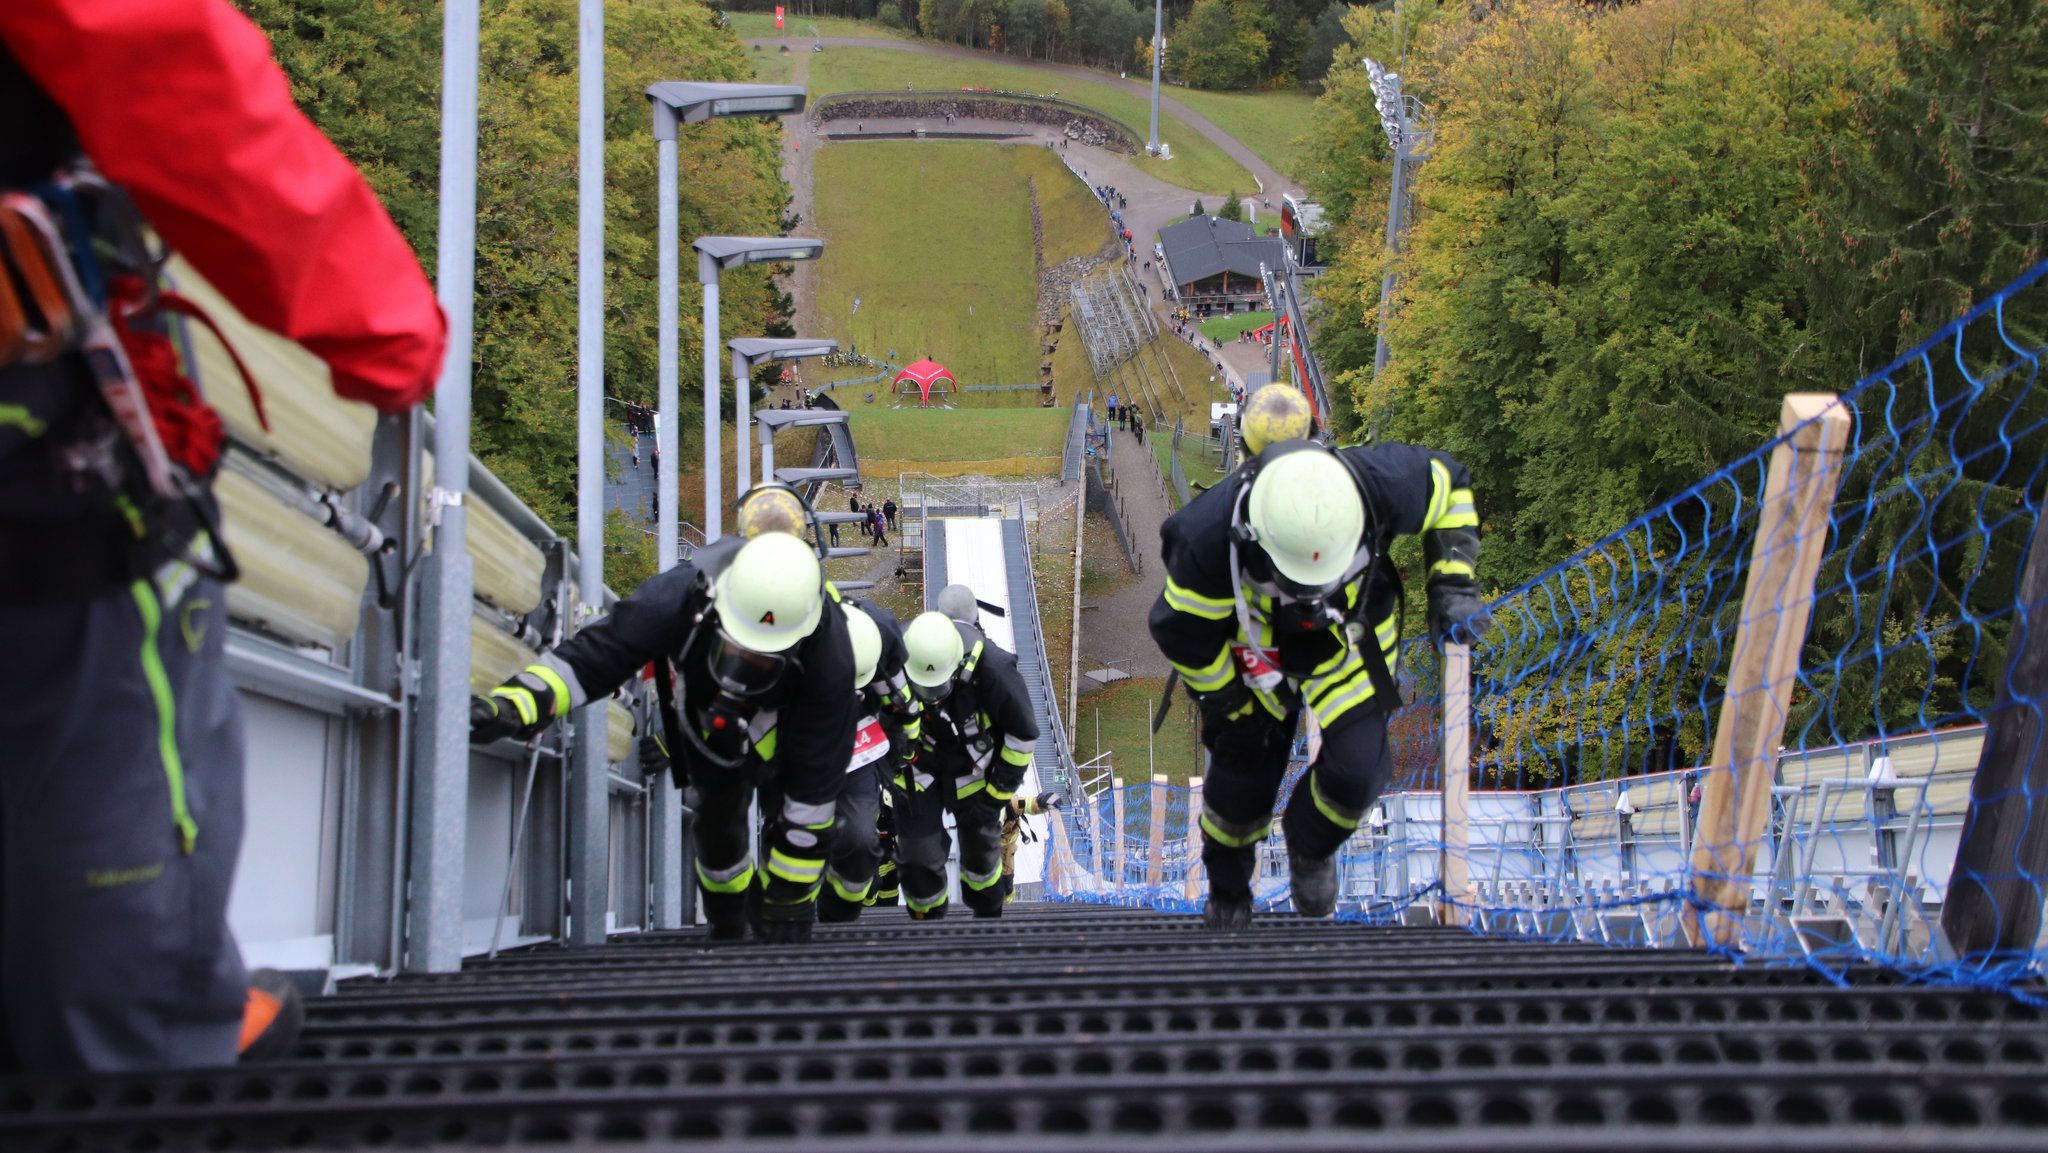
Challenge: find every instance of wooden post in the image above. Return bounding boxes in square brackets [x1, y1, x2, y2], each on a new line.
[1942, 507, 2048, 957]
[1086, 782, 1103, 890]
[1686, 394, 1852, 947]
[1440, 642, 1474, 926]
[1146, 773, 1169, 886]
[1185, 776, 1206, 903]
[1111, 776, 1127, 894]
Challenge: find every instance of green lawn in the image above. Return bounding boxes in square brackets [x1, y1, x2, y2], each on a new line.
[724, 11, 908, 40]
[1164, 87, 1318, 183]
[1198, 309, 1273, 343]
[845, 406, 1069, 474]
[809, 48, 1254, 196]
[746, 42, 797, 84]
[1077, 677, 1204, 786]
[812, 142, 1107, 399]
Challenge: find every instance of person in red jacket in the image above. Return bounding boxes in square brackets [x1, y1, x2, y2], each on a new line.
[0, 0, 443, 1073]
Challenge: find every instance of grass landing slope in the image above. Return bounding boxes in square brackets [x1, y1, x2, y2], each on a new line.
[845, 406, 1070, 476]
[811, 141, 1103, 396]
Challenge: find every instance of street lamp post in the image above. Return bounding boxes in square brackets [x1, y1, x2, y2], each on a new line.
[645, 83, 808, 566]
[695, 240, 826, 525]
[1363, 59, 1431, 385]
[728, 338, 839, 491]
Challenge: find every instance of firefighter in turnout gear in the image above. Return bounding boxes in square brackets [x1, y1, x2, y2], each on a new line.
[1000, 791, 1061, 902]
[898, 610, 1041, 918]
[0, 1, 442, 1071]
[818, 598, 924, 922]
[866, 800, 901, 907]
[472, 527, 856, 944]
[1149, 438, 1486, 929]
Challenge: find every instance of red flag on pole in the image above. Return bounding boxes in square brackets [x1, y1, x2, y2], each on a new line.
[774, 6, 784, 28]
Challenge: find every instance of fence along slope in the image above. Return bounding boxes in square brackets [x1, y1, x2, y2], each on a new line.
[1049, 260, 2047, 985]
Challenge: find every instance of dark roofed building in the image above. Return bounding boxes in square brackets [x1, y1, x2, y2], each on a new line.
[1157, 215, 1286, 314]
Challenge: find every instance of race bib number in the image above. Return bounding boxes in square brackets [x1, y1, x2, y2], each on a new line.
[848, 717, 889, 771]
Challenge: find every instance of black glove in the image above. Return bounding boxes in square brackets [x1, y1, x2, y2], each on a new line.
[1193, 678, 1256, 733]
[1428, 584, 1491, 649]
[1035, 791, 1062, 811]
[470, 695, 523, 745]
[1424, 525, 1490, 649]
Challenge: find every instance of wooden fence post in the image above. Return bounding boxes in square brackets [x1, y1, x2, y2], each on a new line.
[1943, 507, 2048, 957]
[1185, 776, 1206, 903]
[1686, 394, 1851, 947]
[1146, 774, 1169, 887]
[1440, 642, 1474, 926]
[1086, 781, 1103, 891]
[1111, 776, 1127, 894]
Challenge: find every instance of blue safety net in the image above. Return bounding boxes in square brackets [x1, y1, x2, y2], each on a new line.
[1046, 261, 2046, 987]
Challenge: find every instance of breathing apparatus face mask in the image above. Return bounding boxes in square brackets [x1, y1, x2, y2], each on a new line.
[707, 629, 788, 699]
[910, 676, 956, 703]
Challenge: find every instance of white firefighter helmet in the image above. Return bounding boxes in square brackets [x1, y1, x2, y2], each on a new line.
[844, 602, 883, 689]
[1240, 384, 1314, 455]
[1245, 448, 1365, 593]
[902, 610, 966, 690]
[712, 532, 824, 654]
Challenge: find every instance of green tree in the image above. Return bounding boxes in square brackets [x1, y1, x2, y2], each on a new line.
[1219, 190, 1243, 221]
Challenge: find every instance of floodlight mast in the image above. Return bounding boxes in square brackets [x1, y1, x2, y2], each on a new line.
[1360, 58, 1431, 388]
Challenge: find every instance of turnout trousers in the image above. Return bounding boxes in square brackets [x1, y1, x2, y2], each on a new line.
[889, 747, 1006, 918]
[1198, 703, 1392, 902]
[0, 575, 248, 1073]
[816, 762, 883, 922]
[690, 765, 760, 931]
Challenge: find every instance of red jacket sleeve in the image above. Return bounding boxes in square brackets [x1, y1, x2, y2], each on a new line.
[0, 0, 445, 412]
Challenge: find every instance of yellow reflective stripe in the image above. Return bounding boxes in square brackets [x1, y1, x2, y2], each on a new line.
[906, 888, 948, 913]
[1375, 614, 1398, 648]
[1426, 460, 1453, 529]
[524, 664, 570, 718]
[1176, 644, 1236, 692]
[1312, 643, 1358, 678]
[1310, 773, 1364, 830]
[1311, 671, 1377, 728]
[1199, 810, 1272, 848]
[956, 778, 987, 799]
[1439, 488, 1479, 529]
[999, 744, 1032, 767]
[1431, 558, 1476, 579]
[963, 640, 984, 675]
[767, 848, 825, 884]
[491, 685, 538, 727]
[827, 870, 873, 903]
[986, 783, 1017, 802]
[755, 727, 778, 761]
[1163, 577, 1234, 620]
[130, 582, 198, 855]
[903, 714, 922, 741]
[961, 866, 1003, 891]
[826, 582, 843, 603]
[696, 860, 756, 893]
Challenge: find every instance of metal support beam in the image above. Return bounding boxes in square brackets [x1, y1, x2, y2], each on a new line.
[566, 0, 610, 947]
[406, 0, 479, 975]
[1147, 0, 1162, 155]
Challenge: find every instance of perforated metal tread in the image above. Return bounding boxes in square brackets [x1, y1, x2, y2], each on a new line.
[4, 906, 2044, 1150]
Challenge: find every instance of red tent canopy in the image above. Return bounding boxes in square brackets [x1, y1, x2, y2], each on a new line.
[891, 359, 957, 407]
